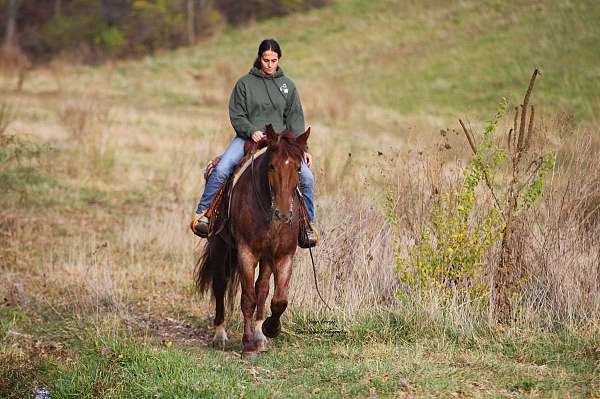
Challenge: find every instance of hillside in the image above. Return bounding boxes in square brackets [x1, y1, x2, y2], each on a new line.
[10, 0, 599, 123]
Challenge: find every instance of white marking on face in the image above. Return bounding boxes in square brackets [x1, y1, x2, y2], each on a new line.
[285, 159, 289, 165]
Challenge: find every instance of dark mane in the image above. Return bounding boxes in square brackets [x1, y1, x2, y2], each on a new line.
[268, 131, 304, 161]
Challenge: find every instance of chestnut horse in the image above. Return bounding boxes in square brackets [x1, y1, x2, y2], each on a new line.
[195, 125, 310, 357]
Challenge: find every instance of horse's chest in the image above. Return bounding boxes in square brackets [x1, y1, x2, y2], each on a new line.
[232, 220, 296, 255]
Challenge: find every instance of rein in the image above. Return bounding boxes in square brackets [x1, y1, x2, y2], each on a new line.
[308, 240, 331, 312]
[250, 151, 272, 220]
[297, 191, 332, 312]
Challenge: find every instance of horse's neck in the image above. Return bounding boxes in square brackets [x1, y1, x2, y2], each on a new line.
[252, 153, 272, 204]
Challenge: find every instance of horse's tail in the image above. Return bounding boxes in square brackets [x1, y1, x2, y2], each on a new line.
[194, 235, 239, 308]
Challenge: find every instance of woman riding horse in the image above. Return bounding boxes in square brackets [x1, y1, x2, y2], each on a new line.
[196, 125, 311, 356]
[191, 38, 318, 247]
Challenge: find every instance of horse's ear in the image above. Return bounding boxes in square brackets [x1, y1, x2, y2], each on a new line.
[265, 124, 278, 143]
[295, 127, 310, 149]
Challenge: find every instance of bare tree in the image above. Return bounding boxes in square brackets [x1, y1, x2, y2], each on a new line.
[4, 0, 20, 49]
[187, 0, 196, 44]
[54, 0, 62, 18]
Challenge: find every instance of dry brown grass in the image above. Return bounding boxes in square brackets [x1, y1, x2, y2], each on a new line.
[0, 46, 598, 340]
[355, 116, 600, 331]
[3, 104, 597, 335]
[0, 45, 31, 91]
[514, 130, 600, 328]
[0, 103, 15, 136]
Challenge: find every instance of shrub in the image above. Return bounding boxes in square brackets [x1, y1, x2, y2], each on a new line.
[0, 133, 55, 206]
[392, 103, 508, 305]
[37, 14, 106, 59]
[95, 27, 126, 58]
[56, 99, 115, 178]
[393, 75, 555, 313]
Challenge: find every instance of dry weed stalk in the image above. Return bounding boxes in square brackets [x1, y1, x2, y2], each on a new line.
[58, 99, 111, 142]
[460, 68, 546, 321]
[0, 45, 31, 91]
[0, 103, 15, 136]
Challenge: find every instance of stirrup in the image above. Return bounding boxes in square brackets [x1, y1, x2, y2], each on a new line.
[190, 211, 210, 238]
[299, 222, 319, 248]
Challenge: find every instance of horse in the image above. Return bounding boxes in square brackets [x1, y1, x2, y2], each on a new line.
[195, 124, 310, 357]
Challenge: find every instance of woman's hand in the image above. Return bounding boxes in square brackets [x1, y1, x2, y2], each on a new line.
[251, 130, 265, 143]
[303, 152, 313, 168]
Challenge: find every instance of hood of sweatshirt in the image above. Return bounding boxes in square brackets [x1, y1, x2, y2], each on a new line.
[249, 65, 285, 79]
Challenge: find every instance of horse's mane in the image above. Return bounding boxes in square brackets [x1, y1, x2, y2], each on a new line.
[267, 131, 304, 161]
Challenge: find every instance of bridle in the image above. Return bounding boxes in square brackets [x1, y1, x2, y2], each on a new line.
[251, 150, 296, 224]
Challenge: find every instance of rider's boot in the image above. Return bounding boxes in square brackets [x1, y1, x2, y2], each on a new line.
[299, 221, 319, 248]
[190, 210, 210, 238]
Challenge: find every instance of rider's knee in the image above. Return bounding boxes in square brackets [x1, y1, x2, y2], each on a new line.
[299, 164, 314, 188]
[212, 162, 235, 182]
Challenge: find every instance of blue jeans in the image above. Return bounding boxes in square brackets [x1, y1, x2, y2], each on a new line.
[195, 137, 316, 221]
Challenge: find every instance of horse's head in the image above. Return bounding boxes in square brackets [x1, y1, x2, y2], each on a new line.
[264, 124, 310, 224]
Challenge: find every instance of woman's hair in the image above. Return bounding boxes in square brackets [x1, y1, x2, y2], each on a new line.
[253, 38, 282, 69]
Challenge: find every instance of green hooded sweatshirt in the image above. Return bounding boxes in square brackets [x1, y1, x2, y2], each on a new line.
[228, 66, 305, 140]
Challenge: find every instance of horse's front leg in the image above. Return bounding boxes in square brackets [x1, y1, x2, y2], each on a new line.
[238, 244, 259, 357]
[254, 260, 272, 352]
[263, 255, 293, 338]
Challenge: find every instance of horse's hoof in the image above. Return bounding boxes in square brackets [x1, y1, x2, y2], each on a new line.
[211, 329, 228, 349]
[211, 337, 227, 349]
[241, 351, 258, 361]
[255, 338, 269, 352]
[262, 317, 281, 338]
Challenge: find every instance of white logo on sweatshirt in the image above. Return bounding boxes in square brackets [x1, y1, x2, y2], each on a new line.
[279, 83, 289, 94]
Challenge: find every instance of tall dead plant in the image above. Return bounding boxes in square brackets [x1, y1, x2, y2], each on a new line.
[0, 103, 15, 137]
[0, 45, 31, 91]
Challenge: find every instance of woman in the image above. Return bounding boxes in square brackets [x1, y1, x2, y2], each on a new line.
[191, 38, 318, 247]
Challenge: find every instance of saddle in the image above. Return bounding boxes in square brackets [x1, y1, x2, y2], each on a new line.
[202, 139, 311, 244]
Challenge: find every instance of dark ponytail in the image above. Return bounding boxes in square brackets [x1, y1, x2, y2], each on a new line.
[253, 38, 282, 69]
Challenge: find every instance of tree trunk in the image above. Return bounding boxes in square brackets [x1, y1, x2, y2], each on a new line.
[54, 0, 62, 18]
[4, 0, 19, 49]
[187, 0, 196, 44]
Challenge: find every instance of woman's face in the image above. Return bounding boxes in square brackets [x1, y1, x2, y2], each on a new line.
[260, 49, 279, 76]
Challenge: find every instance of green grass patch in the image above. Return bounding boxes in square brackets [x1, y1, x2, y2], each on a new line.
[1, 305, 597, 398]
[157, 0, 600, 123]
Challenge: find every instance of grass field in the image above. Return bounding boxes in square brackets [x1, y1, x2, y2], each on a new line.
[1, 0, 599, 397]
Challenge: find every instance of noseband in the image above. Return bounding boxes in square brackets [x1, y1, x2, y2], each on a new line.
[269, 180, 294, 224]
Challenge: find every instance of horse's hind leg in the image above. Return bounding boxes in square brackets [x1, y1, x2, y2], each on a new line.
[211, 268, 228, 348]
[263, 255, 293, 338]
[254, 261, 272, 352]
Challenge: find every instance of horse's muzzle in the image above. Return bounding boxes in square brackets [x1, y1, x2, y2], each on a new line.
[272, 207, 293, 224]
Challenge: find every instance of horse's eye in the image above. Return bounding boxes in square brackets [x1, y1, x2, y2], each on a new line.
[297, 167, 301, 173]
[269, 164, 275, 170]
